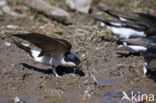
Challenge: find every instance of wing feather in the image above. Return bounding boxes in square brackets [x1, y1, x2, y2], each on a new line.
[13, 33, 72, 57]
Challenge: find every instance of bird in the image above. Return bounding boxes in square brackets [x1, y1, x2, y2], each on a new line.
[118, 35, 156, 52]
[93, 5, 156, 76]
[93, 5, 156, 39]
[93, 15, 146, 39]
[117, 36, 156, 75]
[98, 5, 156, 34]
[12, 33, 81, 77]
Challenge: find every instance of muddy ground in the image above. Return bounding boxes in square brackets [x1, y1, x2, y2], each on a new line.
[0, 0, 156, 103]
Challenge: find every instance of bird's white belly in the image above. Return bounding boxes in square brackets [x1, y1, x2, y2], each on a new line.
[125, 45, 147, 52]
[107, 26, 145, 39]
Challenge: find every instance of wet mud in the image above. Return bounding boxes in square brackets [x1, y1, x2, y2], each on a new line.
[0, 0, 156, 103]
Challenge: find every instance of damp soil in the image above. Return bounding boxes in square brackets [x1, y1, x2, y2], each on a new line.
[0, 0, 156, 103]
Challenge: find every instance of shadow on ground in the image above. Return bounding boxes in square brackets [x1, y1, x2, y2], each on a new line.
[21, 63, 85, 77]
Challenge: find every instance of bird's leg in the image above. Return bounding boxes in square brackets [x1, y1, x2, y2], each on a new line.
[142, 58, 148, 77]
[51, 66, 59, 77]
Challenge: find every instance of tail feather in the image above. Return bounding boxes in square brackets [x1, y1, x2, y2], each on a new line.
[12, 40, 32, 57]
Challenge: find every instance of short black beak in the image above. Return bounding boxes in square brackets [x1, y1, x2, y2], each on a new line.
[74, 56, 81, 65]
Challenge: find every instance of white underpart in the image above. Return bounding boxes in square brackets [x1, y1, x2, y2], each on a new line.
[143, 59, 148, 76]
[49, 57, 53, 64]
[31, 49, 44, 63]
[30, 49, 60, 77]
[122, 41, 147, 52]
[107, 24, 145, 39]
[120, 45, 147, 52]
[119, 17, 128, 21]
[61, 57, 76, 67]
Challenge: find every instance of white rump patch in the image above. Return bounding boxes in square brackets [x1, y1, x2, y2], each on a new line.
[31, 49, 44, 63]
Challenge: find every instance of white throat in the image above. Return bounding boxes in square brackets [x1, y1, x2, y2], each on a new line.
[61, 57, 76, 67]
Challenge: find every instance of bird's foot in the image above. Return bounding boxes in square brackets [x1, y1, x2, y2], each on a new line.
[51, 66, 60, 77]
[142, 65, 147, 77]
[142, 59, 148, 77]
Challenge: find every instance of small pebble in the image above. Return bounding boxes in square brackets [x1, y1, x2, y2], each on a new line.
[39, 26, 45, 29]
[6, 25, 17, 29]
[81, 53, 86, 58]
[14, 96, 20, 103]
[4, 41, 11, 47]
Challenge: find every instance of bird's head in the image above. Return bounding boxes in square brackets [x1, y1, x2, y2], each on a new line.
[61, 52, 81, 67]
